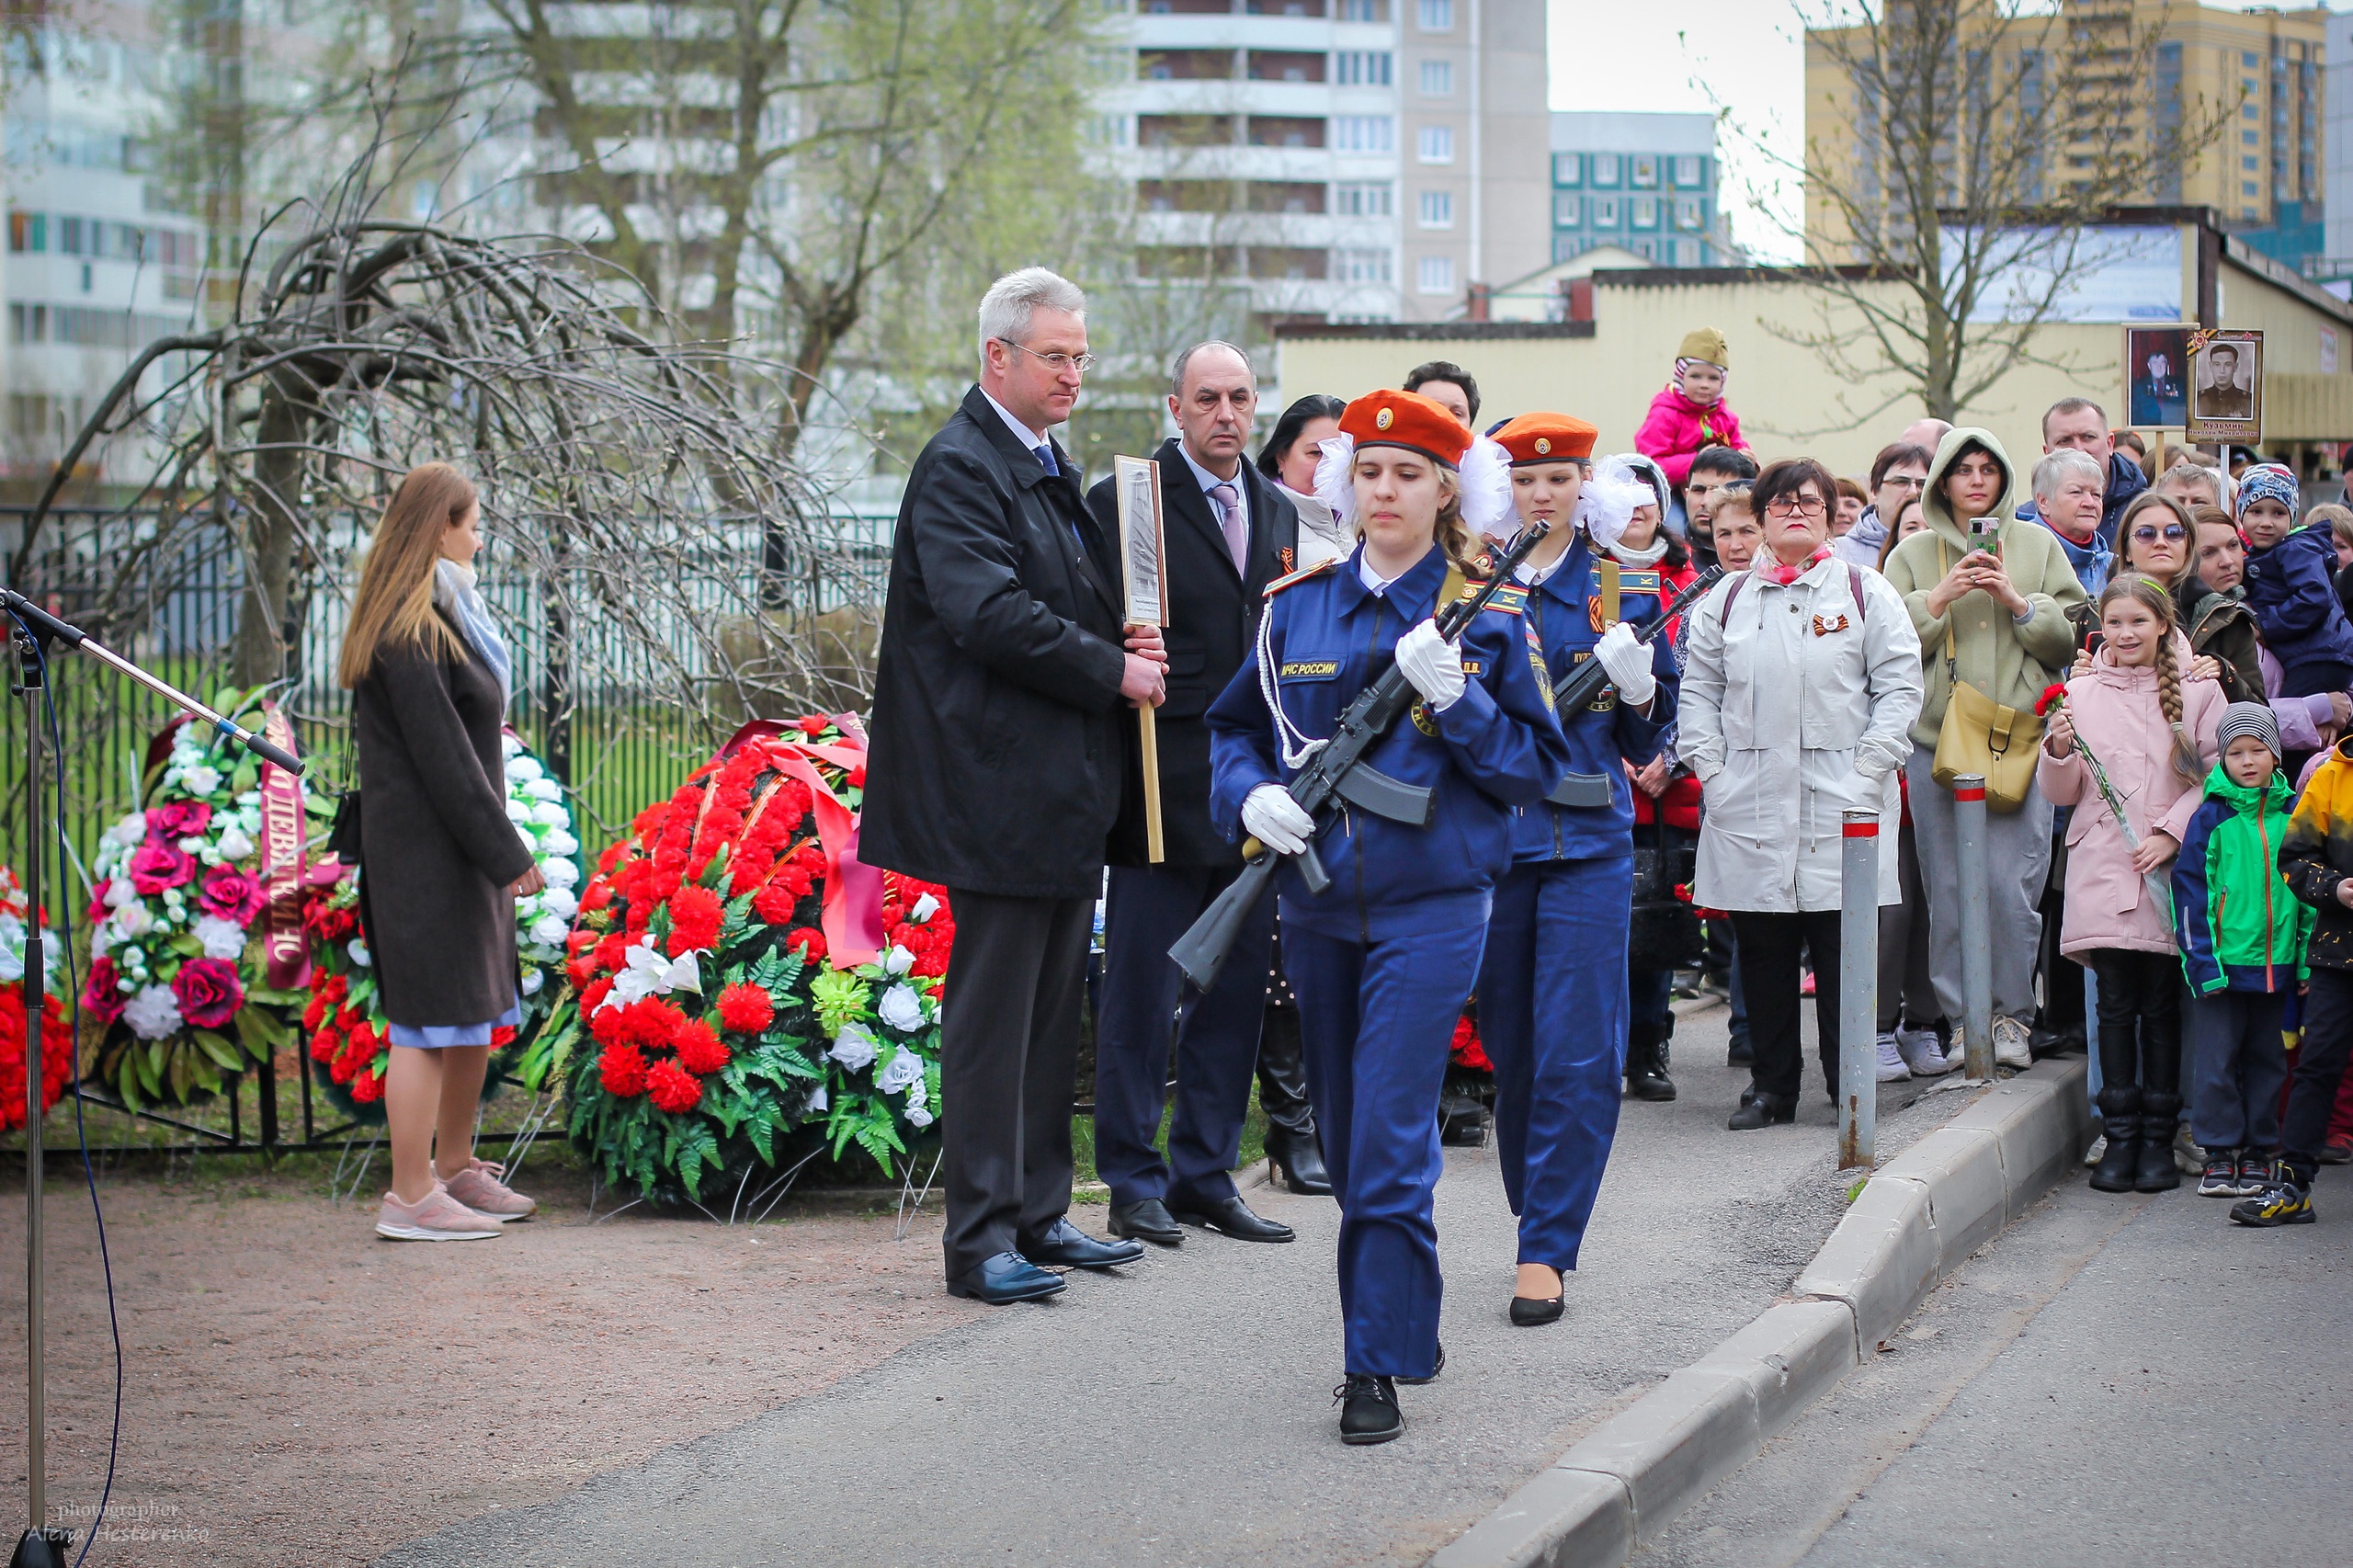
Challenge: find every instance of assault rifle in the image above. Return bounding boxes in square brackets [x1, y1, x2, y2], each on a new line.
[1542, 565, 1722, 808]
[1167, 522, 1553, 991]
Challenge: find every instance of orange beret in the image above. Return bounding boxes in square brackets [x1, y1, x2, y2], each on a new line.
[1338, 389, 1473, 468]
[1492, 412, 1597, 465]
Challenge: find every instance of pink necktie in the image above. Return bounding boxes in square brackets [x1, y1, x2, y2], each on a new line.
[1211, 483, 1246, 574]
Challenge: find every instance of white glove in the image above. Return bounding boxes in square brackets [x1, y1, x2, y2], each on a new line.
[1595, 621, 1657, 708]
[1242, 784, 1316, 856]
[1393, 619, 1467, 711]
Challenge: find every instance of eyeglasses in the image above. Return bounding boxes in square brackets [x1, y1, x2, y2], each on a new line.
[2130, 523, 2189, 544]
[996, 338, 1096, 375]
[1765, 494, 1826, 517]
[1881, 473, 1926, 491]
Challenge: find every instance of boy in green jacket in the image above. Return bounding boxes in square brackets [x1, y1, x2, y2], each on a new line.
[2174, 705, 2312, 1200]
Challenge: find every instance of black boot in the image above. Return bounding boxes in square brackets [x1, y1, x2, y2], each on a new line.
[1267, 1125, 1334, 1197]
[2090, 1085, 2143, 1193]
[1625, 1021, 1677, 1102]
[1727, 1087, 1796, 1130]
[2135, 1093, 2183, 1191]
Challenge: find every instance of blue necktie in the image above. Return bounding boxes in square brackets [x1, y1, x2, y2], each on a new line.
[1033, 443, 1058, 477]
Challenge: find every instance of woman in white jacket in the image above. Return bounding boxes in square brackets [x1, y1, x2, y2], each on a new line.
[1679, 458, 1926, 1129]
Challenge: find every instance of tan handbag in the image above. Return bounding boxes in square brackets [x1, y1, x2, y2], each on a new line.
[1927, 541, 2042, 812]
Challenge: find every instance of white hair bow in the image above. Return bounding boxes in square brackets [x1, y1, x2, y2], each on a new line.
[1575, 454, 1657, 551]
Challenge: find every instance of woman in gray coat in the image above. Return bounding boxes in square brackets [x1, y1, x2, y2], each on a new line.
[338, 463, 543, 1241]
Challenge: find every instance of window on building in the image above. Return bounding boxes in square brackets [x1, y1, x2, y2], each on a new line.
[2244, 180, 2260, 196]
[1591, 196, 1620, 228]
[1249, 181, 1328, 213]
[1417, 0, 1452, 31]
[58, 216, 84, 256]
[1631, 154, 1658, 187]
[2244, 51, 2258, 68]
[1334, 115, 1394, 153]
[1417, 254, 1455, 293]
[1417, 124, 1454, 163]
[1339, 0, 1381, 18]
[1552, 152, 1581, 186]
[2244, 130, 2259, 145]
[1554, 193, 1581, 226]
[1672, 154, 1703, 187]
[1591, 153, 1620, 186]
[1335, 50, 1392, 85]
[1631, 196, 1658, 229]
[1336, 180, 1393, 216]
[1248, 116, 1327, 148]
[6, 211, 45, 253]
[1418, 190, 1454, 228]
[1632, 238, 1654, 261]
[1675, 197, 1702, 231]
[1419, 59, 1451, 96]
[1138, 115, 1234, 148]
[2244, 155, 2259, 171]
[1248, 51, 1326, 82]
[1336, 246, 1392, 283]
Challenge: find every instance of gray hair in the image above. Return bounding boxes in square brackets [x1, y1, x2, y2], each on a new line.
[1169, 340, 1254, 399]
[977, 267, 1086, 363]
[2030, 447, 2105, 504]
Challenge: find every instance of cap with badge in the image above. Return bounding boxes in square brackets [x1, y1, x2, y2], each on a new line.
[1336, 388, 1474, 467]
[1492, 412, 1598, 467]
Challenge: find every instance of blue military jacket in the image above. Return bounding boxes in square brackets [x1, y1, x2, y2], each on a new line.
[1507, 534, 1679, 864]
[1206, 542, 1572, 941]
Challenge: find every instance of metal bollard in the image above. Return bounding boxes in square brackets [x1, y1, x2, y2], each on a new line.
[1839, 810, 1881, 1170]
[1953, 772, 1995, 1081]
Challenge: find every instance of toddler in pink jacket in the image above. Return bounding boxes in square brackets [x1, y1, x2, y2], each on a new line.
[2039, 576, 2224, 1196]
[1635, 326, 1748, 488]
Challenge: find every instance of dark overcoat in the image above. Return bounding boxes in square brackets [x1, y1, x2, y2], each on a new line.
[1089, 438, 1296, 868]
[352, 613, 536, 1027]
[862, 385, 1131, 899]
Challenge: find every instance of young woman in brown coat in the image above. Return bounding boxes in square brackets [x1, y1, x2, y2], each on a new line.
[338, 463, 544, 1241]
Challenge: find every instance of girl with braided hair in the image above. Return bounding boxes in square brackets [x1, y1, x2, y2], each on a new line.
[2040, 575, 2228, 1192]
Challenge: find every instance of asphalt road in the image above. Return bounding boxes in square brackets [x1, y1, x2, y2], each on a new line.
[375, 1002, 1973, 1568]
[1639, 1153, 2353, 1567]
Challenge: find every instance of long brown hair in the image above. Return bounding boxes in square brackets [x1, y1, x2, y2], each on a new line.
[2095, 574, 2200, 781]
[2113, 491, 2197, 587]
[1433, 468, 1478, 575]
[336, 463, 477, 688]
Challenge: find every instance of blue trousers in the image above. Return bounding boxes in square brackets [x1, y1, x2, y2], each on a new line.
[2186, 988, 2289, 1152]
[1479, 858, 1631, 1273]
[1093, 864, 1275, 1208]
[1285, 909, 1487, 1380]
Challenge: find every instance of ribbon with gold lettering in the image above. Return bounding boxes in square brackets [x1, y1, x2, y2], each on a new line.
[257, 700, 310, 989]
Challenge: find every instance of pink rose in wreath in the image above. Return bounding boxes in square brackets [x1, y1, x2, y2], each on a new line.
[81, 957, 126, 1024]
[127, 841, 197, 894]
[145, 801, 211, 843]
[169, 957, 244, 1030]
[197, 865, 267, 926]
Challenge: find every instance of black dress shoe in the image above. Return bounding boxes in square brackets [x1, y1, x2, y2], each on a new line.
[1727, 1089, 1797, 1131]
[1510, 1295, 1565, 1327]
[1395, 1341, 1444, 1384]
[1336, 1373, 1404, 1444]
[945, 1252, 1065, 1305]
[1025, 1219, 1145, 1270]
[1169, 1192, 1295, 1243]
[1108, 1199, 1182, 1246]
[1267, 1128, 1335, 1196]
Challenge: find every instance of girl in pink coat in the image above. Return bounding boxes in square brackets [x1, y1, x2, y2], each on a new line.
[2039, 576, 2226, 1194]
[1634, 326, 1749, 488]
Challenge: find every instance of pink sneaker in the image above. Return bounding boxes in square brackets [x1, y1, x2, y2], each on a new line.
[376, 1182, 504, 1242]
[442, 1159, 538, 1221]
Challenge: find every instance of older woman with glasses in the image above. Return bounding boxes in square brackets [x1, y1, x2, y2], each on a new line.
[1680, 459, 1924, 1129]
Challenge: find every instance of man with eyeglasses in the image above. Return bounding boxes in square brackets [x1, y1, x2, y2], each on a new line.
[1835, 441, 1934, 567]
[866, 267, 1169, 1306]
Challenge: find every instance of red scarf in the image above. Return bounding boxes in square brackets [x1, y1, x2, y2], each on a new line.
[1761, 544, 1831, 586]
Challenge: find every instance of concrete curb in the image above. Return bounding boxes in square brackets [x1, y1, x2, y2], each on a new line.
[1428, 1058, 2092, 1568]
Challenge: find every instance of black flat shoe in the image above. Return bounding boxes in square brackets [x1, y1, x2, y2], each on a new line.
[1169, 1193, 1294, 1243]
[1727, 1090, 1796, 1131]
[1108, 1199, 1183, 1246]
[1267, 1129, 1335, 1196]
[1336, 1373, 1404, 1445]
[1396, 1342, 1444, 1385]
[1024, 1219, 1144, 1270]
[1510, 1295, 1565, 1327]
[945, 1251, 1065, 1305]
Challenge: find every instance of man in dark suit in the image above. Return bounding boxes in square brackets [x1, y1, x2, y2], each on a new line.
[864, 267, 1166, 1304]
[1086, 341, 1307, 1248]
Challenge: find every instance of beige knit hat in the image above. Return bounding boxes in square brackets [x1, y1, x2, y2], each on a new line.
[1677, 327, 1729, 369]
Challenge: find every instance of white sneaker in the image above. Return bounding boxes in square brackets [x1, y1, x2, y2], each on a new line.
[2082, 1132, 2107, 1167]
[1874, 1032, 1912, 1082]
[1896, 1027, 1954, 1076]
[1991, 1015, 2033, 1069]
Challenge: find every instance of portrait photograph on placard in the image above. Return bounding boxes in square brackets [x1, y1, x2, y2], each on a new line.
[2125, 324, 2191, 427]
[2187, 327, 2263, 444]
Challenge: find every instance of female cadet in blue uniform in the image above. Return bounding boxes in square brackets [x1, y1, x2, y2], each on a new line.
[1206, 389, 1571, 1446]
[1472, 415, 1682, 1328]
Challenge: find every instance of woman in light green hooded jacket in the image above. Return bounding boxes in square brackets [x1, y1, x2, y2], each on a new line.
[1882, 427, 2089, 1068]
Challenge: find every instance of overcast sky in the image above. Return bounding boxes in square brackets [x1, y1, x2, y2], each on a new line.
[1550, 0, 2347, 264]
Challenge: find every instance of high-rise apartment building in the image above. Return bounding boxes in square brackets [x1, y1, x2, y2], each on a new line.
[1099, 0, 1550, 324]
[1805, 1, 2325, 259]
[1547, 112, 1728, 268]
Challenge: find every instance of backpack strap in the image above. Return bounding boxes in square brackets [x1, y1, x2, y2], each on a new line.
[1847, 562, 1868, 627]
[1717, 572, 1748, 627]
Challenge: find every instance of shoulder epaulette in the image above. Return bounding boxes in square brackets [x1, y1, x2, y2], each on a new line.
[1483, 584, 1529, 615]
[1263, 557, 1338, 597]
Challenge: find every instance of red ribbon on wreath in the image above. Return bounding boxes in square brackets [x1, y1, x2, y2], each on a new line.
[720, 718, 884, 968]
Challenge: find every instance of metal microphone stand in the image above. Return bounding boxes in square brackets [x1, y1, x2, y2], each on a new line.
[5, 588, 301, 1568]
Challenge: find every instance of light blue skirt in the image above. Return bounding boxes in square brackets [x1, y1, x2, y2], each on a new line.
[391, 1001, 522, 1050]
